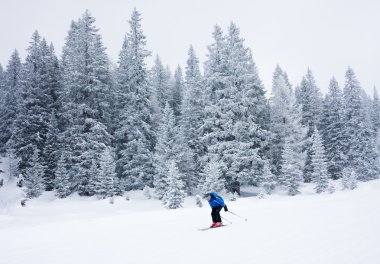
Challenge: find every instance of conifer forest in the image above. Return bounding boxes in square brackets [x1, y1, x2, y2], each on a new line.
[1, 9, 379, 208]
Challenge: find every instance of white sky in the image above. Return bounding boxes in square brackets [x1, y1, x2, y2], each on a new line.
[0, 0, 379, 95]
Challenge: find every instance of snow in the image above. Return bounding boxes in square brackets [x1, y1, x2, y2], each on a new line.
[0, 158, 380, 264]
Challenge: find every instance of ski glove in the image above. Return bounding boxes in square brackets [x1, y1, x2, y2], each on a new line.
[224, 205, 228, 212]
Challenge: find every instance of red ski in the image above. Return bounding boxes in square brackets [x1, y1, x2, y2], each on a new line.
[198, 224, 228, 231]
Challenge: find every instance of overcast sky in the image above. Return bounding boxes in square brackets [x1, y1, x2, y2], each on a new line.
[0, 0, 379, 95]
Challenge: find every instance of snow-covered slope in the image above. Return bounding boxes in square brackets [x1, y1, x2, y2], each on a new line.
[0, 176, 379, 264]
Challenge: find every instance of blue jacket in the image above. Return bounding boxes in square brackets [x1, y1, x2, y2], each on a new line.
[208, 192, 225, 208]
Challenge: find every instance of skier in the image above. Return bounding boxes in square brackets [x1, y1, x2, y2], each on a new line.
[204, 192, 228, 227]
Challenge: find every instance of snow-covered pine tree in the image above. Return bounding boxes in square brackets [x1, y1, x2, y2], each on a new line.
[371, 87, 380, 131]
[23, 148, 45, 198]
[0, 63, 4, 121]
[269, 66, 294, 176]
[200, 157, 226, 194]
[101, 150, 117, 199]
[0, 64, 4, 157]
[95, 147, 117, 199]
[12, 33, 59, 186]
[371, 87, 380, 155]
[296, 69, 323, 182]
[43, 113, 60, 191]
[153, 103, 177, 199]
[86, 161, 100, 197]
[0, 63, 4, 92]
[8, 148, 18, 179]
[163, 160, 185, 209]
[361, 90, 374, 135]
[296, 69, 323, 130]
[0, 50, 22, 152]
[341, 168, 358, 190]
[320, 78, 346, 180]
[260, 159, 276, 195]
[114, 9, 155, 191]
[174, 139, 197, 195]
[343, 67, 380, 181]
[153, 158, 169, 200]
[227, 22, 271, 186]
[201, 25, 228, 179]
[310, 128, 329, 193]
[280, 138, 304, 196]
[112, 34, 129, 128]
[177, 46, 204, 193]
[202, 23, 270, 192]
[150, 55, 171, 111]
[39, 42, 61, 191]
[169, 66, 184, 118]
[61, 11, 113, 195]
[55, 152, 72, 198]
[270, 66, 307, 188]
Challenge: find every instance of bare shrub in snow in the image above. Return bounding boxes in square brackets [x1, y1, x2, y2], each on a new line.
[328, 184, 336, 194]
[143, 186, 151, 199]
[195, 195, 203, 207]
[341, 168, 358, 190]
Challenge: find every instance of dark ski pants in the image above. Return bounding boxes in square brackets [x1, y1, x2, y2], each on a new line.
[211, 205, 222, 223]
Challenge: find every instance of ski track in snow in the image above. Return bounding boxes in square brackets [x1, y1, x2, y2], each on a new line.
[0, 160, 379, 264]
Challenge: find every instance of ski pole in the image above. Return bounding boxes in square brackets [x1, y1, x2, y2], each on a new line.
[228, 211, 248, 221]
[221, 216, 232, 224]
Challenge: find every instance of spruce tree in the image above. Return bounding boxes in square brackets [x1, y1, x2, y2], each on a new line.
[0, 63, 4, 91]
[61, 11, 113, 195]
[0, 63, 4, 119]
[280, 139, 303, 195]
[114, 9, 155, 191]
[55, 152, 72, 198]
[296, 69, 323, 130]
[269, 66, 294, 176]
[40, 42, 61, 190]
[201, 24, 230, 189]
[86, 161, 100, 197]
[260, 159, 276, 195]
[43, 113, 61, 190]
[371, 87, 380, 131]
[151, 55, 171, 111]
[178, 46, 204, 193]
[0, 50, 22, 152]
[202, 23, 270, 192]
[153, 103, 177, 199]
[175, 134, 197, 194]
[296, 69, 323, 182]
[343, 67, 379, 181]
[320, 78, 346, 179]
[226, 22, 271, 186]
[0, 63, 4, 156]
[200, 157, 226, 194]
[371, 87, 380, 155]
[95, 147, 117, 198]
[310, 128, 329, 193]
[169, 66, 184, 118]
[23, 148, 45, 198]
[270, 66, 306, 188]
[163, 160, 185, 209]
[12, 33, 54, 184]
